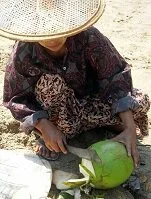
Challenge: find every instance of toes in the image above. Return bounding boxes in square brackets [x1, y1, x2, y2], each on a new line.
[136, 127, 143, 139]
[34, 139, 59, 160]
[36, 145, 44, 156]
[45, 148, 51, 158]
[35, 143, 58, 160]
[49, 151, 58, 159]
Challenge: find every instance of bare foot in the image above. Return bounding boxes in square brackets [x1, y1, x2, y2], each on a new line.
[34, 138, 59, 161]
[136, 127, 144, 139]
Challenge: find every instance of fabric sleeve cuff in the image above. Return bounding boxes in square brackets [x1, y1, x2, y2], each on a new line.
[111, 95, 139, 115]
[20, 110, 50, 135]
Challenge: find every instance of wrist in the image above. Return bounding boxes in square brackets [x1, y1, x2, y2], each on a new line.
[125, 124, 136, 131]
[124, 119, 136, 129]
[119, 110, 135, 128]
[124, 124, 136, 136]
[35, 118, 49, 132]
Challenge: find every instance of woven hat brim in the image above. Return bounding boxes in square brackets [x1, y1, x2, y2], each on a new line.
[0, 0, 105, 41]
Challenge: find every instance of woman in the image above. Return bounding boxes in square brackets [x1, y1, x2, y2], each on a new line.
[1, 0, 150, 167]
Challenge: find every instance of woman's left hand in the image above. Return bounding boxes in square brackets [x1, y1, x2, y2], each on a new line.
[112, 126, 139, 168]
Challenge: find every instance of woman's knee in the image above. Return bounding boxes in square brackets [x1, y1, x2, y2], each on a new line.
[132, 88, 150, 114]
[135, 92, 150, 114]
[35, 74, 67, 106]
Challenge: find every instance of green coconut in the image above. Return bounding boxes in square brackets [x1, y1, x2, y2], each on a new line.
[64, 140, 134, 189]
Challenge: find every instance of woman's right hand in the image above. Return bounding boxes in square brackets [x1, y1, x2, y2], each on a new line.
[35, 119, 67, 154]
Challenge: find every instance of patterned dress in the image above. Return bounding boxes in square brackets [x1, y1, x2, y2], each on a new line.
[3, 27, 150, 138]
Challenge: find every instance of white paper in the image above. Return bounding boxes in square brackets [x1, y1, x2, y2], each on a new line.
[0, 149, 52, 199]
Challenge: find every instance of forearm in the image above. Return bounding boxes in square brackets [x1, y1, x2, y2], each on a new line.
[4, 95, 50, 134]
[35, 118, 51, 132]
[114, 110, 139, 167]
[119, 110, 136, 131]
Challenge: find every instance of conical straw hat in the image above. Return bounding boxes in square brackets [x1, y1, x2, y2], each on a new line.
[0, 0, 105, 41]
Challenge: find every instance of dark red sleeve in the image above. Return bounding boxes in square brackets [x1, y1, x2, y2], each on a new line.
[3, 41, 49, 134]
[86, 27, 139, 114]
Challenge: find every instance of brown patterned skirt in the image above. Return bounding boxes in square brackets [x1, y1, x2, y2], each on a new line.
[35, 74, 150, 138]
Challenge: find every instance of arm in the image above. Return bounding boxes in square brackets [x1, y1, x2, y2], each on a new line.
[117, 111, 139, 167]
[86, 27, 140, 115]
[3, 41, 49, 134]
[86, 27, 139, 166]
[35, 118, 67, 154]
[3, 41, 67, 153]
[86, 27, 139, 113]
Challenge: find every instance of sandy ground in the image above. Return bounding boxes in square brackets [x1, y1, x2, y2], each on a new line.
[0, 0, 151, 198]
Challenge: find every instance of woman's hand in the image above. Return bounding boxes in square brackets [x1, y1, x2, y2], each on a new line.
[112, 110, 139, 168]
[112, 126, 139, 168]
[35, 119, 67, 154]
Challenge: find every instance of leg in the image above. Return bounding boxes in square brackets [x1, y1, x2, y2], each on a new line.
[132, 88, 150, 136]
[80, 97, 122, 132]
[81, 89, 150, 137]
[35, 138, 59, 160]
[35, 74, 150, 159]
[35, 74, 83, 136]
[34, 74, 83, 159]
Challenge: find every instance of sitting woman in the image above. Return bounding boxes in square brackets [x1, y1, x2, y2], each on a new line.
[1, 0, 150, 167]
